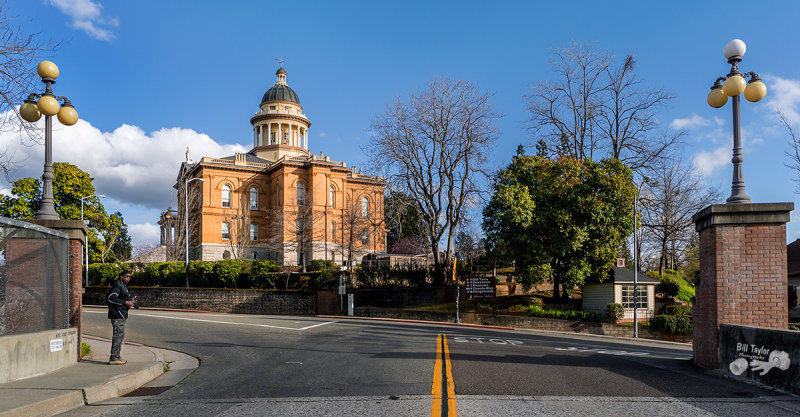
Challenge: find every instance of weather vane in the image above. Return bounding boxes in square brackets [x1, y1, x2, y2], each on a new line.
[275, 56, 285, 68]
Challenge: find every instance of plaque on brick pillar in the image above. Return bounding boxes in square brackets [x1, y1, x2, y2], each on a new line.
[691, 203, 793, 370]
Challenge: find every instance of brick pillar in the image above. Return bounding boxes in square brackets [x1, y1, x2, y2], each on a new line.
[26, 220, 87, 361]
[691, 203, 792, 369]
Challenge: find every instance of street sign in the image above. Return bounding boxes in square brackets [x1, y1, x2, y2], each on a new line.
[465, 277, 495, 299]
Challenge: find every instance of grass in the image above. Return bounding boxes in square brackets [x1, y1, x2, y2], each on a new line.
[81, 342, 91, 358]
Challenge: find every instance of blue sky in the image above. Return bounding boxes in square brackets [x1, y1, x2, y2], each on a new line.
[4, 0, 800, 250]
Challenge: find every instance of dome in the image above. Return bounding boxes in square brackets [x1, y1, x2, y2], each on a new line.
[261, 84, 300, 105]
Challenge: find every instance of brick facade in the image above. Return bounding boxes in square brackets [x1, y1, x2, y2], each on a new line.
[692, 203, 792, 369]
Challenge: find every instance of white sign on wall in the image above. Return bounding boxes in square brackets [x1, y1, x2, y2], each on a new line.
[49, 339, 63, 352]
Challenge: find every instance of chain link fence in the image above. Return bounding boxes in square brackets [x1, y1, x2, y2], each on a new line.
[0, 217, 70, 336]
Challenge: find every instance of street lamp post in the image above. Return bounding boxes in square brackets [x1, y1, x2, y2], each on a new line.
[19, 61, 79, 219]
[185, 177, 205, 287]
[633, 176, 650, 338]
[707, 39, 767, 204]
[80, 194, 105, 287]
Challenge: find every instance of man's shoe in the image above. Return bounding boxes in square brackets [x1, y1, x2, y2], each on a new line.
[108, 360, 127, 365]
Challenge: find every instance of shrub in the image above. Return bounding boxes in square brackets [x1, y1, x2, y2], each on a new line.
[648, 269, 695, 304]
[650, 314, 692, 334]
[214, 259, 245, 287]
[188, 261, 216, 287]
[606, 303, 624, 324]
[656, 282, 680, 298]
[524, 304, 603, 322]
[159, 262, 186, 287]
[666, 305, 691, 316]
[89, 263, 123, 286]
[81, 342, 91, 358]
[250, 260, 280, 289]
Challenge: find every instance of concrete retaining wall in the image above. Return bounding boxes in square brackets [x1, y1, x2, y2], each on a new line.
[83, 287, 316, 315]
[355, 307, 692, 343]
[0, 328, 78, 384]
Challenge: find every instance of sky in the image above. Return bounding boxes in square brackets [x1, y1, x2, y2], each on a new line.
[3, 0, 800, 251]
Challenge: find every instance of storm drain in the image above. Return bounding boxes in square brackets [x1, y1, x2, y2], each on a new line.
[122, 386, 173, 397]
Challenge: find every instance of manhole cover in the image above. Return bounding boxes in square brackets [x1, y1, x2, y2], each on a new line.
[122, 386, 173, 397]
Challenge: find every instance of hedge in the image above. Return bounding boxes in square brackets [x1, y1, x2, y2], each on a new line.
[650, 314, 692, 335]
[88, 260, 284, 289]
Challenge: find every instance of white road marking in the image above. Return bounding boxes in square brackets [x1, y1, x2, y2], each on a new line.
[85, 310, 336, 331]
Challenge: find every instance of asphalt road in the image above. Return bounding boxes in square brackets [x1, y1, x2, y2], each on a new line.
[60, 308, 800, 416]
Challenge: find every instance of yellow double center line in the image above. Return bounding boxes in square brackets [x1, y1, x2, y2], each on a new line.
[431, 333, 456, 417]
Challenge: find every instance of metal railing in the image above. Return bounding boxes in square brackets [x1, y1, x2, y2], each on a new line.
[0, 217, 70, 336]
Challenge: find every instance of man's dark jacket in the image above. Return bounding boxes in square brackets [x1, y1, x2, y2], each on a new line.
[106, 279, 132, 320]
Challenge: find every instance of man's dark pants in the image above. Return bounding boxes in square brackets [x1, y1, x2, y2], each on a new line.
[110, 318, 126, 361]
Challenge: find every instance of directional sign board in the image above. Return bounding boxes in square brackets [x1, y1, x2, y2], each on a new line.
[465, 277, 495, 300]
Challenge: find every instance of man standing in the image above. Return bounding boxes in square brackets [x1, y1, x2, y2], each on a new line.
[106, 270, 138, 365]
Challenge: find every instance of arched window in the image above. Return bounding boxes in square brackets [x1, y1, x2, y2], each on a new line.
[329, 185, 335, 207]
[223, 250, 231, 260]
[330, 221, 336, 240]
[361, 228, 370, 245]
[361, 196, 369, 217]
[251, 251, 258, 260]
[249, 187, 258, 210]
[297, 182, 305, 206]
[221, 184, 231, 208]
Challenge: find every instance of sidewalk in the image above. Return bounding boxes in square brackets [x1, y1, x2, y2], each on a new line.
[0, 335, 198, 417]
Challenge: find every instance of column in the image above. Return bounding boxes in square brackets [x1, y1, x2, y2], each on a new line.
[259, 125, 263, 146]
[253, 127, 257, 148]
[691, 202, 793, 369]
[305, 128, 308, 149]
[267, 124, 272, 145]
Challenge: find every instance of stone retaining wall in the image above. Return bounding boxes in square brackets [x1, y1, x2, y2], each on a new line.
[84, 287, 316, 315]
[355, 307, 692, 343]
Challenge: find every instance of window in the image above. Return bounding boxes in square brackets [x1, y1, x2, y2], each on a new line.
[284, 106, 290, 111]
[197, 189, 202, 209]
[223, 251, 231, 259]
[221, 185, 230, 208]
[269, 105, 276, 110]
[221, 222, 230, 239]
[250, 187, 258, 210]
[361, 196, 369, 217]
[361, 228, 369, 246]
[250, 223, 258, 241]
[251, 251, 258, 260]
[297, 182, 305, 206]
[331, 221, 335, 240]
[276, 185, 281, 207]
[329, 185, 335, 207]
[283, 131, 289, 143]
[296, 220, 302, 237]
[270, 132, 276, 144]
[621, 285, 647, 309]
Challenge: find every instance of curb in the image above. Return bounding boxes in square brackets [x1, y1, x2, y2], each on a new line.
[0, 391, 85, 417]
[82, 362, 164, 404]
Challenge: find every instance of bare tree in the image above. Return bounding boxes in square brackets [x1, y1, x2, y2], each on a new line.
[526, 41, 607, 160]
[639, 156, 720, 276]
[368, 77, 499, 283]
[292, 204, 324, 272]
[526, 41, 681, 173]
[0, 3, 60, 176]
[781, 111, 800, 192]
[339, 195, 367, 271]
[225, 194, 252, 260]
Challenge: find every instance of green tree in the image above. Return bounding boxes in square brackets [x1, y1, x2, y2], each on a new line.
[0, 162, 130, 262]
[483, 155, 635, 298]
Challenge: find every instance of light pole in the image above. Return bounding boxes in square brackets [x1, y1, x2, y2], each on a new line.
[707, 39, 767, 204]
[80, 194, 105, 287]
[633, 176, 650, 338]
[185, 177, 205, 287]
[19, 61, 79, 219]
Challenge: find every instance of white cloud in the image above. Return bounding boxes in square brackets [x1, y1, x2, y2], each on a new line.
[764, 75, 800, 125]
[670, 114, 711, 130]
[128, 222, 160, 248]
[0, 109, 246, 244]
[692, 146, 730, 178]
[47, 0, 119, 42]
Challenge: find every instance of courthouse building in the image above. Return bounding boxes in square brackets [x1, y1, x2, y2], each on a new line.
[162, 67, 386, 266]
